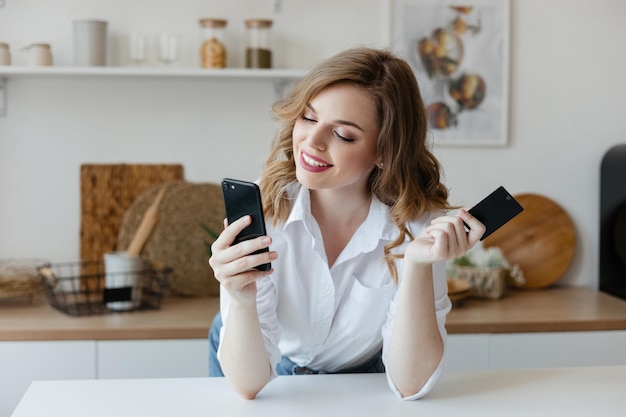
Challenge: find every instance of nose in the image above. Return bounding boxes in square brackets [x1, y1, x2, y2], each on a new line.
[306, 124, 328, 151]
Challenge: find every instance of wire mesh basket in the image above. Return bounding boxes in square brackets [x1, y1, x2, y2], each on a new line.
[38, 260, 171, 317]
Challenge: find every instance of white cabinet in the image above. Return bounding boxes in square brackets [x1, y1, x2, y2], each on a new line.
[489, 330, 626, 369]
[0, 341, 96, 417]
[1, 339, 208, 417]
[446, 334, 490, 371]
[97, 339, 209, 379]
[446, 330, 626, 372]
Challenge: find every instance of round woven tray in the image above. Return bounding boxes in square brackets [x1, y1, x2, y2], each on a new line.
[117, 181, 225, 297]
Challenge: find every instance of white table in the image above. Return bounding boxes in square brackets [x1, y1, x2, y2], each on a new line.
[11, 366, 626, 417]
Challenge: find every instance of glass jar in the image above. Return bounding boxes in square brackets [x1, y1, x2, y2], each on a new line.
[199, 18, 227, 69]
[244, 19, 273, 69]
[0, 42, 11, 65]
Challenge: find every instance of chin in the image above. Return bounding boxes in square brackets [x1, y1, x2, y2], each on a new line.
[295, 170, 325, 191]
[295, 171, 315, 189]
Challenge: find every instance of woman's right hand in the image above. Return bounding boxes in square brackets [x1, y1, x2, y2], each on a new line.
[208, 215, 277, 306]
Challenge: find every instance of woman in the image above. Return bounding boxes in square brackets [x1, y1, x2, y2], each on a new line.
[208, 47, 485, 400]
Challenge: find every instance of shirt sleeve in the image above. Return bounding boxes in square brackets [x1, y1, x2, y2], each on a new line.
[217, 276, 283, 378]
[380, 259, 452, 400]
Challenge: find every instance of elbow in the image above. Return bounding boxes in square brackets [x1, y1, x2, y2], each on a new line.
[237, 389, 262, 400]
[387, 355, 442, 399]
[230, 379, 267, 400]
[396, 379, 428, 399]
[222, 359, 272, 400]
[227, 370, 271, 400]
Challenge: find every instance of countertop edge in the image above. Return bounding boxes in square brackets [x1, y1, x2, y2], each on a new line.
[3, 288, 626, 341]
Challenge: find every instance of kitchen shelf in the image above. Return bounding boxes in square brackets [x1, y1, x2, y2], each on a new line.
[0, 66, 307, 78]
[0, 66, 308, 117]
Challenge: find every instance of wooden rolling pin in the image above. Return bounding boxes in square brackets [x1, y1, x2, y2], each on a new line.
[126, 186, 167, 257]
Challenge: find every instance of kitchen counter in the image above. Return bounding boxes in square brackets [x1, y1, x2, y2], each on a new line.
[446, 286, 626, 333]
[2, 287, 626, 341]
[11, 366, 626, 417]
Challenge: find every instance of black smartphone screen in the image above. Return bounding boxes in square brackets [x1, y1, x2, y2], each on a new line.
[468, 186, 524, 241]
[221, 178, 271, 271]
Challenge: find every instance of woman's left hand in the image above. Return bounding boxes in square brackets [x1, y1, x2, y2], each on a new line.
[405, 209, 485, 266]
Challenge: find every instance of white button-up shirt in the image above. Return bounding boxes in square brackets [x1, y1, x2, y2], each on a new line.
[219, 184, 451, 400]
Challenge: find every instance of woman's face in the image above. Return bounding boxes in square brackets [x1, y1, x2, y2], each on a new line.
[292, 83, 381, 194]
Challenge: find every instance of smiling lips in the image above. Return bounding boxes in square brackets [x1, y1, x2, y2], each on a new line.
[300, 151, 332, 172]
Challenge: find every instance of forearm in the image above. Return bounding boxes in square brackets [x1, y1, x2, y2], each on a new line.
[220, 302, 272, 399]
[385, 262, 444, 398]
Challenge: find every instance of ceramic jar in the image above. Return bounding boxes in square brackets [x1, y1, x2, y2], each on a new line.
[0, 42, 11, 65]
[26, 43, 53, 66]
[73, 20, 108, 66]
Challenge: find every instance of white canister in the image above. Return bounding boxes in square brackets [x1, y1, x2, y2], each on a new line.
[73, 20, 108, 66]
[104, 252, 145, 311]
[26, 43, 53, 66]
[0, 42, 11, 65]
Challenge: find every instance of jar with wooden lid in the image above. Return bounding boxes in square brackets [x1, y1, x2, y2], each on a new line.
[244, 19, 273, 69]
[0, 42, 11, 65]
[199, 18, 227, 69]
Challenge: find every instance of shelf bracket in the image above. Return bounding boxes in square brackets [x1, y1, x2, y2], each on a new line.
[272, 0, 281, 13]
[0, 77, 6, 118]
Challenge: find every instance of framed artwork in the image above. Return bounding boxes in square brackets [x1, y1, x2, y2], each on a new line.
[392, 0, 510, 146]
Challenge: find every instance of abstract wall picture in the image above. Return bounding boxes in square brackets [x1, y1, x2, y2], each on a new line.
[392, 0, 510, 146]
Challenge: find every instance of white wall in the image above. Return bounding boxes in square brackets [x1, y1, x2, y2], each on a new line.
[1, 0, 625, 288]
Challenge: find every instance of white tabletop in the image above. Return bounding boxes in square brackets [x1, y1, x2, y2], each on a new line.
[11, 366, 626, 417]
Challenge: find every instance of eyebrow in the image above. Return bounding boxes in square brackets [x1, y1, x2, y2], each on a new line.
[306, 103, 365, 132]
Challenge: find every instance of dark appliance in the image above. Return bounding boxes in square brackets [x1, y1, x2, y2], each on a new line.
[600, 144, 626, 299]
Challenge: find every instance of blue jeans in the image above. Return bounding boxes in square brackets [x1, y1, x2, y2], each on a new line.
[208, 312, 385, 376]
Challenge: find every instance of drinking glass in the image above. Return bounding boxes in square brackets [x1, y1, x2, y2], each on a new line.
[128, 33, 147, 66]
[157, 33, 179, 65]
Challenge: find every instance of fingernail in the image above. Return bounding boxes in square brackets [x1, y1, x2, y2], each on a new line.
[269, 251, 278, 260]
[262, 237, 271, 245]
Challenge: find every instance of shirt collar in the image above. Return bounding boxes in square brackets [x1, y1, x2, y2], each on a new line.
[283, 184, 398, 245]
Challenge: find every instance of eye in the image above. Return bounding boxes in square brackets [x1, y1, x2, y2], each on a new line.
[334, 130, 354, 143]
[302, 114, 317, 123]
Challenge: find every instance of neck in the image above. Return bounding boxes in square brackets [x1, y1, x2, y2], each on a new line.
[309, 187, 372, 227]
[309, 187, 372, 268]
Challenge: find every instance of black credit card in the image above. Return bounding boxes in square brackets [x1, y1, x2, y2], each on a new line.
[467, 186, 524, 241]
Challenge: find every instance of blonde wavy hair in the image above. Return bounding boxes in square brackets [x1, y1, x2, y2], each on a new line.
[259, 47, 451, 283]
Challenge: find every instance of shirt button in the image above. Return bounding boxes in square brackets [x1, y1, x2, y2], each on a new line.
[325, 286, 332, 295]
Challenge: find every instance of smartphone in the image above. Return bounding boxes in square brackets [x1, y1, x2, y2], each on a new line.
[221, 178, 271, 271]
[467, 186, 524, 241]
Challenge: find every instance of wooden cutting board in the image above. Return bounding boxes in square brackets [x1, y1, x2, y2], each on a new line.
[483, 193, 576, 289]
[80, 164, 184, 263]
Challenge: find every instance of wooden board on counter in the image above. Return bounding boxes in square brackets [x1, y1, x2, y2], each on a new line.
[483, 194, 576, 289]
[80, 164, 184, 263]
